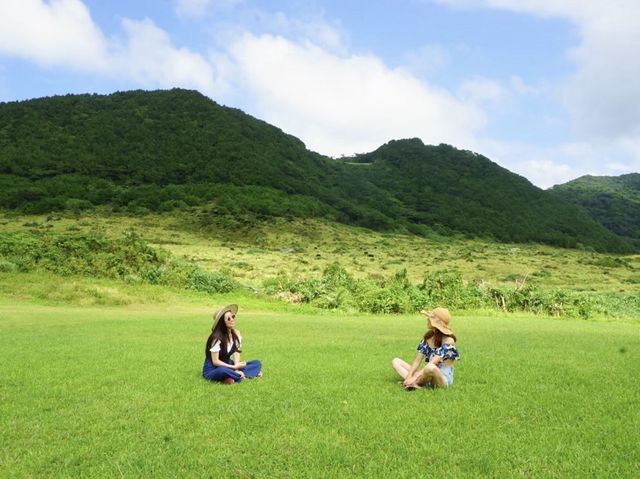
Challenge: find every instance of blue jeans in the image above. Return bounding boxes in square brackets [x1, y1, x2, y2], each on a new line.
[202, 358, 262, 382]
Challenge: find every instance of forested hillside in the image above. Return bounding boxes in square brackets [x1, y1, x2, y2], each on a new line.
[551, 174, 640, 247]
[340, 140, 633, 250]
[0, 89, 403, 229]
[0, 89, 634, 252]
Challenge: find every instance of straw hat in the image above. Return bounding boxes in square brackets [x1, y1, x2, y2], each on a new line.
[420, 307, 453, 335]
[211, 304, 238, 331]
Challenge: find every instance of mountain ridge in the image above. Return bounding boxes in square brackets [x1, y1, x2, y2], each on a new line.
[550, 173, 640, 248]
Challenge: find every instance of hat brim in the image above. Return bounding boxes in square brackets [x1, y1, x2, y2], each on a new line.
[420, 309, 454, 336]
[212, 304, 238, 331]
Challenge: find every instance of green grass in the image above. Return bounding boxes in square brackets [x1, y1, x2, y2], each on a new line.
[1, 298, 638, 477]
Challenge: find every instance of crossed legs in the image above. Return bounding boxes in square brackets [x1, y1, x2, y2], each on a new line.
[391, 358, 448, 388]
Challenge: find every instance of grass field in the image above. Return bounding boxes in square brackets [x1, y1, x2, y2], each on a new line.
[1, 294, 638, 478]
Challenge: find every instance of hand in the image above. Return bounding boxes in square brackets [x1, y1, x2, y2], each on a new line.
[236, 361, 247, 369]
[237, 370, 246, 379]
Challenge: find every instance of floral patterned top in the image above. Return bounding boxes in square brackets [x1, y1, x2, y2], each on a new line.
[417, 341, 460, 363]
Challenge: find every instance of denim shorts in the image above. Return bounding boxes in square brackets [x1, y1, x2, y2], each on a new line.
[438, 363, 455, 386]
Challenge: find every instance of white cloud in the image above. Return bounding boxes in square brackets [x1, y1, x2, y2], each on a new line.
[220, 33, 486, 156]
[174, 0, 242, 19]
[476, 138, 640, 189]
[471, 138, 580, 188]
[564, 13, 640, 142]
[175, 0, 211, 18]
[298, 21, 346, 53]
[509, 75, 543, 95]
[458, 76, 510, 110]
[431, 0, 640, 171]
[242, 10, 349, 54]
[523, 160, 574, 189]
[0, 0, 108, 71]
[402, 44, 449, 78]
[616, 137, 640, 174]
[115, 18, 217, 94]
[0, 0, 220, 94]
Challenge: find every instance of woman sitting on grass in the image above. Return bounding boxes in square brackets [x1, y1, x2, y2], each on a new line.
[202, 304, 262, 384]
[392, 307, 459, 389]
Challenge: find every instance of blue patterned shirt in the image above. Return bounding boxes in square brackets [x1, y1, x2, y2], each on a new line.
[417, 341, 460, 362]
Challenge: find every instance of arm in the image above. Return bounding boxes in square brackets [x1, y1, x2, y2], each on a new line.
[427, 354, 442, 366]
[233, 331, 247, 369]
[210, 350, 238, 369]
[403, 353, 424, 386]
[233, 351, 246, 369]
[430, 337, 456, 365]
[209, 335, 246, 370]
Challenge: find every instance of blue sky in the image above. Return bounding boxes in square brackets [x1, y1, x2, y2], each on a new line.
[1, 1, 639, 188]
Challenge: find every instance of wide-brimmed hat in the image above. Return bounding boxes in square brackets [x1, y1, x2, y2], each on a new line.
[211, 304, 238, 331]
[420, 307, 453, 335]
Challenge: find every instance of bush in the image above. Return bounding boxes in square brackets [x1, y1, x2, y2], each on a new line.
[0, 259, 18, 273]
[64, 198, 94, 214]
[186, 268, 239, 294]
[264, 264, 429, 314]
[0, 231, 239, 295]
[261, 263, 603, 317]
[419, 270, 486, 309]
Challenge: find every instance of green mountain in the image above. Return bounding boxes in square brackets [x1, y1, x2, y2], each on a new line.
[0, 88, 634, 252]
[341, 140, 633, 251]
[0, 89, 403, 229]
[550, 174, 640, 247]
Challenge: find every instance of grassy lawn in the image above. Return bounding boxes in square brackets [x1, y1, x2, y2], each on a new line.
[1, 298, 638, 478]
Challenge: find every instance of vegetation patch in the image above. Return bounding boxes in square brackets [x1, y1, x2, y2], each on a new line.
[0, 230, 237, 295]
[1, 212, 638, 319]
[262, 263, 609, 318]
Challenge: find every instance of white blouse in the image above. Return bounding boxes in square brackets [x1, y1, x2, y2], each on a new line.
[210, 334, 242, 353]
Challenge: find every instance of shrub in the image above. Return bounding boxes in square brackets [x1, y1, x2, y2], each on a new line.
[64, 198, 94, 213]
[261, 262, 605, 317]
[0, 259, 18, 273]
[419, 270, 486, 309]
[0, 231, 238, 295]
[186, 268, 239, 294]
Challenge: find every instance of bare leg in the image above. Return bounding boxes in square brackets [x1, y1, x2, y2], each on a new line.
[403, 366, 427, 389]
[416, 363, 448, 388]
[391, 358, 411, 379]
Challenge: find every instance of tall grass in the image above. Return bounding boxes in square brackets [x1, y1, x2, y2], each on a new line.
[1, 301, 638, 477]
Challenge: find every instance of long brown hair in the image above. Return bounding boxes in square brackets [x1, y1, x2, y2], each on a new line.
[423, 328, 457, 348]
[205, 315, 240, 358]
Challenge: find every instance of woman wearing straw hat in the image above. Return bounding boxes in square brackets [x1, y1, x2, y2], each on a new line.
[391, 307, 460, 389]
[202, 304, 262, 384]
